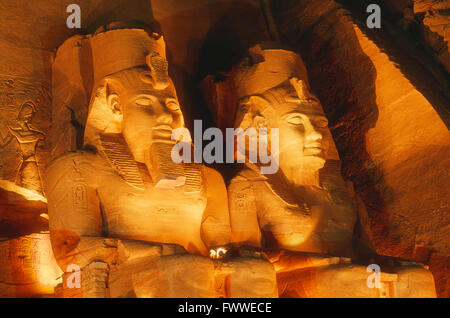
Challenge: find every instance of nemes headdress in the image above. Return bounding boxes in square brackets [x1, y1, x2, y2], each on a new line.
[51, 22, 173, 157]
[200, 42, 340, 161]
[200, 43, 312, 132]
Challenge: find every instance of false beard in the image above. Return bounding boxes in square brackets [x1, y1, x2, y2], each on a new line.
[281, 162, 321, 188]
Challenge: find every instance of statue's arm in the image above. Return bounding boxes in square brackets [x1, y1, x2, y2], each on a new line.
[227, 176, 262, 249]
[200, 167, 232, 250]
[45, 152, 118, 271]
[7, 126, 21, 139]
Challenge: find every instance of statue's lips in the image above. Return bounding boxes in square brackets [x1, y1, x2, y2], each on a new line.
[152, 125, 173, 138]
[303, 146, 325, 156]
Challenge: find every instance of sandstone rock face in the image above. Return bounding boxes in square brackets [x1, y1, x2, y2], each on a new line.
[381, 0, 450, 73]
[414, 0, 450, 73]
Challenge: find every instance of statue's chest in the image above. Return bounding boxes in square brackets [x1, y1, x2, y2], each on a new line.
[255, 180, 355, 254]
[249, 177, 312, 218]
[250, 180, 330, 249]
[97, 162, 207, 239]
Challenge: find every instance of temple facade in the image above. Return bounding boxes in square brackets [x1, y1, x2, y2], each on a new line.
[0, 0, 448, 298]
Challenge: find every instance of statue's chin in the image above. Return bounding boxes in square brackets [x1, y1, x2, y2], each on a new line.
[302, 156, 326, 170]
[281, 155, 325, 187]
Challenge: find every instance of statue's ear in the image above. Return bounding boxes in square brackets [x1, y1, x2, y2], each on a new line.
[248, 95, 269, 128]
[104, 82, 123, 128]
[236, 95, 269, 130]
[84, 81, 122, 144]
[253, 114, 267, 129]
[102, 82, 122, 133]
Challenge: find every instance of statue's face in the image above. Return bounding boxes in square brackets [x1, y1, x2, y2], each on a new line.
[262, 85, 330, 180]
[116, 78, 184, 163]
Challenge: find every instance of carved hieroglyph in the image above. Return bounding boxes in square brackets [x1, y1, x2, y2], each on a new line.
[201, 43, 437, 298]
[46, 24, 277, 298]
[0, 233, 62, 297]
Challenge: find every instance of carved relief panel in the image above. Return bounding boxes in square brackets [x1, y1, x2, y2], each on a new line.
[0, 76, 51, 199]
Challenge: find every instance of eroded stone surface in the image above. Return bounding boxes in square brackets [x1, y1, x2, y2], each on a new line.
[0, 233, 62, 297]
[381, 0, 450, 73]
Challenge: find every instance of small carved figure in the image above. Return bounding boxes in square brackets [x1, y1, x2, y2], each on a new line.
[3, 101, 45, 194]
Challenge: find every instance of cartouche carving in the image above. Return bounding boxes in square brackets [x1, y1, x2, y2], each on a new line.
[46, 24, 276, 298]
[202, 43, 437, 298]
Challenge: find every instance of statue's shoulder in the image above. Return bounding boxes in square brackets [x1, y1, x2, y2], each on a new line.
[229, 166, 267, 186]
[201, 165, 224, 184]
[48, 149, 100, 163]
[45, 150, 105, 174]
[228, 167, 266, 199]
[44, 150, 106, 192]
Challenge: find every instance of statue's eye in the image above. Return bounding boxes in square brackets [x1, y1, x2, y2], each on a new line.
[316, 118, 328, 128]
[287, 115, 304, 125]
[166, 99, 180, 111]
[135, 98, 153, 107]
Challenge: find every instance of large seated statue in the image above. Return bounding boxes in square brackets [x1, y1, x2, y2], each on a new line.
[45, 24, 277, 298]
[201, 43, 437, 298]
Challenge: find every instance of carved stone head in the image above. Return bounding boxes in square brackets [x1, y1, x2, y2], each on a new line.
[17, 101, 37, 124]
[235, 78, 330, 173]
[52, 24, 185, 164]
[202, 44, 333, 186]
[84, 27, 185, 164]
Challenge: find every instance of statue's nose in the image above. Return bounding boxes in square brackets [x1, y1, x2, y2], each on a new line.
[156, 110, 173, 125]
[305, 126, 323, 144]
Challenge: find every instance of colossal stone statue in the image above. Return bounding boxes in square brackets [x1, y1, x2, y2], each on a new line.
[201, 43, 437, 298]
[46, 24, 276, 298]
